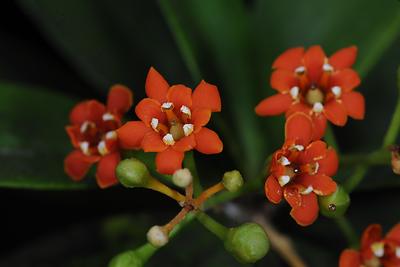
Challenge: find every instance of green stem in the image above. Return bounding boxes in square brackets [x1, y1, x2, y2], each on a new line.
[382, 66, 400, 147]
[196, 211, 229, 240]
[325, 125, 339, 151]
[183, 151, 203, 196]
[334, 217, 359, 249]
[340, 149, 390, 166]
[343, 164, 369, 193]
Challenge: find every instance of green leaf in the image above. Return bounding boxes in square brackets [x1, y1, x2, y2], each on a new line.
[0, 82, 94, 189]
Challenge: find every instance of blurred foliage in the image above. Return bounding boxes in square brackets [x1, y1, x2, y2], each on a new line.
[1, 0, 400, 266]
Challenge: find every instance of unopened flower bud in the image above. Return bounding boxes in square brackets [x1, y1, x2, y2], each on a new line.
[172, 168, 193, 188]
[391, 147, 400, 175]
[147, 225, 169, 247]
[318, 185, 350, 218]
[222, 170, 244, 192]
[108, 250, 143, 267]
[116, 158, 151, 188]
[224, 223, 270, 264]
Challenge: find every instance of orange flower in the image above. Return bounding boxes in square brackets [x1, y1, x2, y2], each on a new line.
[117, 67, 223, 175]
[64, 85, 133, 188]
[255, 45, 365, 139]
[265, 113, 338, 226]
[339, 223, 400, 267]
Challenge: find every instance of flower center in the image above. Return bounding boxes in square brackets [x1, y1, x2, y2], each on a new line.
[155, 103, 194, 146]
[305, 87, 324, 105]
[78, 114, 119, 156]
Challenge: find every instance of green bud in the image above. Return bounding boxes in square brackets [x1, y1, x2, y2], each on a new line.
[318, 185, 350, 218]
[116, 158, 151, 188]
[224, 223, 270, 264]
[222, 170, 244, 192]
[109, 250, 143, 267]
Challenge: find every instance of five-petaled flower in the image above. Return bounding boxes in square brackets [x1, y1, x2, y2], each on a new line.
[117, 67, 223, 175]
[265, 112, 338, 226]
[255, 45, 365, 140]
[64, 85, 133, 188]
[339, 223, 400, 267]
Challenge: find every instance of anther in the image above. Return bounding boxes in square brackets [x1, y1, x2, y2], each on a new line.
[295, 66, 306, 74]
[97, 140, 108, 156]
[300, 185, 313, 195]
[312, 102, 324, 113]
[183, 124, 194, 136]
[102, 112, 115, 121]
[278, 175, 291, 187]
[161, 102, 174, 110]
[371, 242, 385, 258]
[162, 134, 175, 145]
[293, 145, 304, 151]
[289, 86, 299, 99]
[151, 118, 159, 132]
[105, 131, 117, 140]
[279, 156, 291, 166]
[180, 105, 191, 118]
[331, 86, 342, 98]
[396, 247, 400, 258]
[323, 63, 333, 72]
[80, 121, 93, 133]
[79, 142, 90, 155]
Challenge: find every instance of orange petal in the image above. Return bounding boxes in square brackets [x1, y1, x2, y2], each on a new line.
[285, 112, 313, 146]
[192, 80, 221, 112]
[289, 192, 319, 226]
[116, 121, 150, 149]
[155, 148, 184, 174]
[317, 148, 338, 177]
[141, 131, 167, 152]
[297, 174, 337, 196]
[270, 69, 299, 92]
[64, 150, 99, 181]
[145, 67, 169, 102]
[329, 46, 358, 70]
[312, 113, 327, 140]
[173, 134, 196, 152]
[107, 84, 133, 116]
[167, 84, 193, 109]
[255, 93, 293, 116]
[386, 223, 400, 242]
[192, 108, 211, 130]
[265, 175, 283, 204]
[324, 100, 348, 126]
[70, 100, 106, 125]
[284, 185, 303, 208]
[304, 140, 327, 162]
[341, 92, 365, 120]
[135, 98, 165, 126]
[329, 69, 361, 92]
[339, 249, 361, 267]
[272, 47, 305, 71]
[96, 152, 120, 188]
[304, 45, 325, 84]
[66, 125, 81, 148]
[361, 224, 382, 250]
[286, 102, 310, 117]
[194, 127, 223, 154]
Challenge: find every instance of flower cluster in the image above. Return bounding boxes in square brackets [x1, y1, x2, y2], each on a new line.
[339, 223, 400, 267]
[257, 46, 365, 226]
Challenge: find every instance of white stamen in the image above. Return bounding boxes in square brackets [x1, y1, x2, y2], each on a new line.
[371, 242, 385, 258]
[102, 112, 115, 121]
[279, 156, 291, 166]
[313, 162, 320, 174]
[295, 66, 306, 74]
[161, 102, 174, 109]
[301, 185, 314, 195]
[396, 247, 400, 258]
[80, 121, 92, 133]
[289, 86, 299, 99]
[162, 134, 175, 145]
[183, 124, 194, 136]
[151, 118, 159, 131]
[79, 142, 90, 155]
[278, 175, 291, 187]
[180, 105, 191, 117]
[293, 145, 304, 151]
[331, 86, 342, 97]
[97, 140, 108, 156]
[323, 63, 333, 72]
[105, 131, 117, 140]
[312, 102, 324, 113]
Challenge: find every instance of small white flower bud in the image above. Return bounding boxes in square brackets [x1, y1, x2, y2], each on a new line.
[147, 225, 169, 247]
[172, 168, 193, 188]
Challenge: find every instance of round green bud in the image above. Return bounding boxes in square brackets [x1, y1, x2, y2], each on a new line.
[109, 250, 143, 267]
[318, 185, 350, 218]
[116, 158, 151, 188]
[224, 223, 270, 264]
[222, 170, 244, 192]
